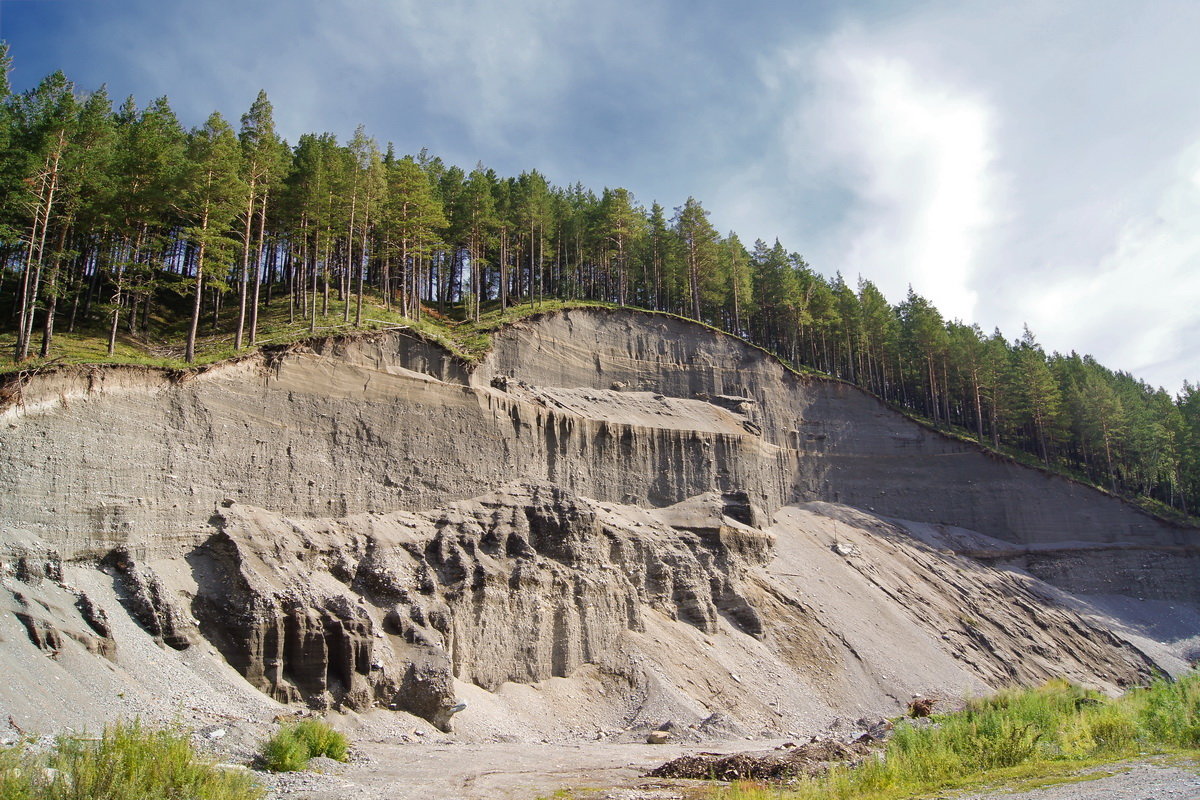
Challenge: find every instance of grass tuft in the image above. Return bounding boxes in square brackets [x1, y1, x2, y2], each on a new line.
[258, 719, 348, 773]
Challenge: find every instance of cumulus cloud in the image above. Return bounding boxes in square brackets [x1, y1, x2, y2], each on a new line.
[1028, 141, 1200, 391]
[723, 28, 1001, 323]
[725, 6, 1199, 390]
[806, 37, 997, 322]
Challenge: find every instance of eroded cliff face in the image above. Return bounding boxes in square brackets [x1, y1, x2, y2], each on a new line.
[0, 308, 1195, 737]
[0, 483, 1160, 737]
[481, 312, 1197, 549]
[177, 485, 769, 725]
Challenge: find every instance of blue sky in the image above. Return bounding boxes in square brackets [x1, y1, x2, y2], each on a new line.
[5, 0, 1199, 392]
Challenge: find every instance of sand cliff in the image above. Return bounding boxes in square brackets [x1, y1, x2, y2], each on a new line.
[1, 308, 1195, 738]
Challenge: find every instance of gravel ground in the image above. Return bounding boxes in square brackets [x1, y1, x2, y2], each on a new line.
[253, 738, 787, 800]
[250, 745, 1200, 800]
[958, 758, 1200, 800]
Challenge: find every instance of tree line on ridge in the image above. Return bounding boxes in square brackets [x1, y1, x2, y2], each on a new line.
[2, 49, 1198, 516]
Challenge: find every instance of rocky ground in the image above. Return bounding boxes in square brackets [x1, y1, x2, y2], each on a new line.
[957, 759, 1200, 800]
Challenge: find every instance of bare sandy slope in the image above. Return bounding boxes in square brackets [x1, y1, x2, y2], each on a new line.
[1, 496, 1169, 742]
[1, 310, 1197, 798]
[4, 494, 1194, 800]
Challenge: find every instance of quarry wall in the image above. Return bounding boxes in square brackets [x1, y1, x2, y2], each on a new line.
[0, 307, 1195, 593]
[1, 307, 1196, 734]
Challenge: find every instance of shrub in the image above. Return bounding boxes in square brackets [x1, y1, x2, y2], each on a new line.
[258, 720, 348, 772]
[1133, 672, 1200, 747]
[0, 721, 261, 800]
[258, 729, 309, 774]
[291, 720, 348, 762]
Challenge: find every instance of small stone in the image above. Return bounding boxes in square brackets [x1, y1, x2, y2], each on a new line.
[646, 730, 671, 744]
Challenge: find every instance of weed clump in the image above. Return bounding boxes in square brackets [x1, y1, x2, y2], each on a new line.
[259, 719, 348, 773]
[0, 720, 262, 799]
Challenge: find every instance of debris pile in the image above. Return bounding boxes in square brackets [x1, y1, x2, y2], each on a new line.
[647, 738, 874, 782]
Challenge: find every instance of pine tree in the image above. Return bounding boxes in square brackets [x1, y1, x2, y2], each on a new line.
[599, 187, 643, 307]
[237, 90, 281, 347]
[345, 127, 384, 326]
[1012, 327, 1063, 465]
[857, 279, 896, 400]
[898, 288, 948, 423]
[719, 232, 753, 335]
[40, 85, 115, 356]
[0, 43, 25, 251]
[831, 274, 860, 382]
[457, 166, 497, 321]
[641, 203, 669, 310]
[672, 197, 718, 322]
[108, 95, 185, 354]
[514, 170, 550, 305]
[947, 322, 989, 441]
[1178, 383, 1200, 512]
[180, 112, 245, 363]
[384, 154, 446, 318]
[11, 71, 77, 360]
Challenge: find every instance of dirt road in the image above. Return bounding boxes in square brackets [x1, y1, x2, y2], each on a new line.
[257, 741, 1200, 800]
[258, 738, 785, 799]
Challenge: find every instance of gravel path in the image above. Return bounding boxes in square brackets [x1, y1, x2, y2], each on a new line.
[959, 759, 1200, 800]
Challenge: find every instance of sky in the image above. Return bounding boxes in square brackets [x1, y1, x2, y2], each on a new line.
[4, 0, 1198, 393]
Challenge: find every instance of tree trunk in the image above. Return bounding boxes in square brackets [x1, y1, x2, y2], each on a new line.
[39, 224, 71, 357]
[186, 205, 211, 364]
[972, 369, 984, 442]
[236, 177, 257, 349]
[249, 189, 269, 345]
[345, 193, 357, 323]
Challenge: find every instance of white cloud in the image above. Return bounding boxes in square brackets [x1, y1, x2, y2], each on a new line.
[721, 29, 1000, 323]
[1028, 141, 1200, 392]
[801, 33, 998, 321]
[726, 11, 1199, 390]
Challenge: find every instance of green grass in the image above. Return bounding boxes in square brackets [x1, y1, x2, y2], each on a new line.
[258, 719, 348, 773]
[715, 675, 1200, 800]
[0, 291, 432, 375]
[0, 720, 262, 800]
[0, 292, 616, 376]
